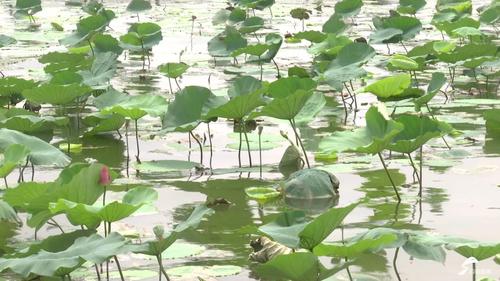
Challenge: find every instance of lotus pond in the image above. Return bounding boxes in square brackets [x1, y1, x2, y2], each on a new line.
[0, 0, 500, 280]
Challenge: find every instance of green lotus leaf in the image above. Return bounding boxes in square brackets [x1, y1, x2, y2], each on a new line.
[323, 64, 367, 91]
[4, 163, 105, 217]
[0, 35, 17, 48]
[290, 8, 311, 20]
[82, 112, 125, 135]
[206, 90, 265, 120]
[313, 234, 397, 258]
[162, 86, 226, 132]
[335, 0, 363, 17]
[256, 252, 321, 281]
[231, 43, 269, 57]
[397, 0, 426, 15]
[92, 34, 123, 55]
[369, 28, 403, 44]
[228, 76, 263, 98]
[131, 204, 214, 256]
[292, 31, 327, 43]
[126, 0, 152, 12]
[437, 43, 497, 64]
[60, 14, 110, 47]
[319, 104, 404, 154]
[268, 77, 316, 99]
[389, 54, 419, 70]
[434, 17, 479, 36]
[102, 94, 168, 120]
[388, 114, 453, 153]
[0, 200, 20, 223]
[483, 109, 500, 135]
[299, 202, 358, 250]
[208, 26, 247, 57]
[0, 77, 37, 97]
[50, 71, 83, 85]
[78, 52, 117, 87]
[363, 74, 411, 99]
[0, 144, 30, 178]
[322, 14, 348, 34]
[239, 16, 264, 34]
[309, 34, 351, 56]
[120, 22, 162, 51]
[331, 42, 376, 67]
[0, 115, 68, 133]
[414, 72, 446, 111]
[375, 15, 422, 43]
[0, 129, 70, 166]
[229, 7, 246, 23]
[259, 210, 308, 248]
[245, 187, 281, 203]
[0, 233, 129, 278]
[238, 0, 275, 10]
[253, 90, 314, 120]
[448, 242, 500, 261]
[15, 0, 42, 16]
[451, 26, 483, 38]
[22, 83, 91, 105]
[480, 4, 500, 25]
[247, 33, 283, 62]
[158, 62, 189, 78]
[433, 40, 456, 54]
[38, 52, 92, 74]
[50, 186, 157, 227]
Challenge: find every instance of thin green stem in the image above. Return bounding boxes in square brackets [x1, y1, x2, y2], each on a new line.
[134, 119, 141, 163]
[190, 131, 203, 165]
[156, 255, 171, 281]
[289, 119, 310, 168]
[377, 152, 401, 201]
[113, 256, 125, 281]
[242, 122, 252, 167]
[207, 123, 213, 169]
[419, 146, 423, 197]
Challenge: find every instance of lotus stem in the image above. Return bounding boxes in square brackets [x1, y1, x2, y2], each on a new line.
[393, 247, 402, 281]
[134, 119, 141, 164]
[156, 255, 171, 281]
[88, 39, 94, 56]
[472, 262, 476, 281]
[190, 131, 203, 165]
[207, 123, 213, 169]
[259, 56, 263, 81]
[174, 78, 181, 90]
[242, 122, 253, 167]
[125, 120, 130, 178]
[289, 119, 310, 168]
[258, 126, 263, 178]
[377, 152, 401, 201]
[419, 146, 423, 197]
[3, 177, 8, 188]
[94, 264, 101, 281]
[187, 132, 192, 162]
[272, 59, 280, 78]
[113, 256, 125, 281]
[407, 153, 421, 184]
[49, 218, 65, 234]
[238, 123, 242, 168]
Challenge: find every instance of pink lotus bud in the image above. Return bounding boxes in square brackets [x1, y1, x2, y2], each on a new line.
[99, 166, 111, 186]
